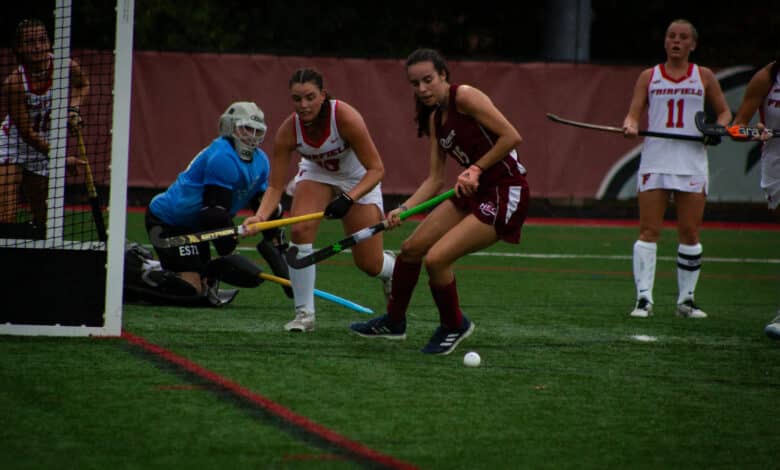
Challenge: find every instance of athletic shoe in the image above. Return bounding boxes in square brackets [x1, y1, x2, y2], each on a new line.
[765, 313, 780, 340]
[380, 250, 396, 302]
[284, 309, 315, 332]
[350, 314, 406, 340]
[421, 316, 475, 355]
[630, 298, 653, 318]
[676, 300, 708, 319]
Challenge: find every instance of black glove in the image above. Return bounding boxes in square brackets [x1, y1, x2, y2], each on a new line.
[324, 192, 354, 219]
[703, 134, 722, 146]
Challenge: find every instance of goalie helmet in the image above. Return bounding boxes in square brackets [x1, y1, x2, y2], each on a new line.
[218, 101, 267, 161]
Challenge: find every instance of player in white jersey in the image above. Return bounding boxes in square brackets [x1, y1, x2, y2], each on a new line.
[732, 58, 780, 339]
[244, 68, 395, 332]
[622, 19, 730, 319]
[0, 18, 89, 231]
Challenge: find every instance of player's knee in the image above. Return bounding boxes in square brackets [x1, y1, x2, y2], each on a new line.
[289, 224, 316, 242]
[639, 227, 661, 242]
[422, 248, 451, 273]
[677, 230, 699, 246]
[399, 238, 428, 261]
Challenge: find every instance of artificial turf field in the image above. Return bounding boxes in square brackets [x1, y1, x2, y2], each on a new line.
[1, 211, 778, 469]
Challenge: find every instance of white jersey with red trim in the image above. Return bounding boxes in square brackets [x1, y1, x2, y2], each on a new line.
[760, 67, 780, 195]
[294, 100, 366, 181]
[0, 61, 52, 176]
[640, 63, 707, 176]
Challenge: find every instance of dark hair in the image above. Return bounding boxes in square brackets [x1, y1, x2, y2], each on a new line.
[12, 18, 48, 63]
[405, 48, 450, 137]
[289, 68, 332, 125]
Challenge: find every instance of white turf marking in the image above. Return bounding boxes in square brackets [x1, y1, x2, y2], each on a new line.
[143, 244, 780, 265]
[470, 252, 780, 264]
[630, 335, 658, 342]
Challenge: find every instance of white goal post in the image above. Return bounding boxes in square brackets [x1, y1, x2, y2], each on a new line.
[0, 0, 134, 336]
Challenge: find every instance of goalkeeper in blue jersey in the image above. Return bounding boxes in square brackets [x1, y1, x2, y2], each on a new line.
[142, 101, 289, 304]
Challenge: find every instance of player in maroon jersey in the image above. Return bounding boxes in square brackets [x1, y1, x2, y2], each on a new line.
[350, 48, 530, 355]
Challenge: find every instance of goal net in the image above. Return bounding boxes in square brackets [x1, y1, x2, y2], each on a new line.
[0, 0, 133, 336]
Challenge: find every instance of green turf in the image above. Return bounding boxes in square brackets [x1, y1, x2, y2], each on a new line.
[1, 214, 778, 469]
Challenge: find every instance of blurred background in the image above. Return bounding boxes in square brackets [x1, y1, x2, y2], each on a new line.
[1, 1, 778, 220]
[1, 1, 772, 65]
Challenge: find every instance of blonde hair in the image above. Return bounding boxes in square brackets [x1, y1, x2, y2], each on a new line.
[668, 19, 698, 42]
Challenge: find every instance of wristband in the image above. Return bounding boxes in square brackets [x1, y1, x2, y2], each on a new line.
[398, 204, 408, 212]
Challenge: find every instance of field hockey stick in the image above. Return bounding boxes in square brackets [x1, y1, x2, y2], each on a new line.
[546, 113, 705, 142]
[259, 273, 373, 314]
[285, 188, 456, 269]
[149, 212, 324, 249]
[694, 111, 779, 140]
[75, 128, 107, 241]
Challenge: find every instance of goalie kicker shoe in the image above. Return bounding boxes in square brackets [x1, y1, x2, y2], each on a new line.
[350, 314, 406, 340]
[421, 316, 475, 355]
[676, 300, 708, 319]
[630, 298, 653, 318]
[284, 308, 315, 332]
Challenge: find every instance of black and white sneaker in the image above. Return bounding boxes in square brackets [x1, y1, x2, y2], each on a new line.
[421, 316, 475, 355]
[350, 314, 406, 340]
[764, 312, 780, 340]
[630, 298, 653, 318]
[676, 300, 707, 319]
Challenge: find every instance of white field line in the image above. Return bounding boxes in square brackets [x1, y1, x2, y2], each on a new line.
[215, 245, 780, 265]
[469, 251, 780, 264]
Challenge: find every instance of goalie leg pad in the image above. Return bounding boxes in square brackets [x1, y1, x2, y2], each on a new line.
[124, 241, 237, 308]
[124, 283, 237, 308]
[204, 254, 264, 288]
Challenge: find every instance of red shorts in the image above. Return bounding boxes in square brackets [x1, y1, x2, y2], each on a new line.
[452, 175, 530, 244]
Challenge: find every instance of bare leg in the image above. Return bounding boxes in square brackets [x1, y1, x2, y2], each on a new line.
[0, 164, 22, 223]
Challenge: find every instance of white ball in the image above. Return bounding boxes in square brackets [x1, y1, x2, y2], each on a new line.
[463, 351, 481, 367]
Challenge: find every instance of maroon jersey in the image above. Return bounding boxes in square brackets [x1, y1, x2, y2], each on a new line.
[433, 84, 526, 185]
[433, 84, 530, 244]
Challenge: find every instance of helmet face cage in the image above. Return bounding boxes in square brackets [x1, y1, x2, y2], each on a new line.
[218, 102, 267, 161]
[235, 124, 264, 147]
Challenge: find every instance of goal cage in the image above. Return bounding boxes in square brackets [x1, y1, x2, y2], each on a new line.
[0, 0, 133, 336]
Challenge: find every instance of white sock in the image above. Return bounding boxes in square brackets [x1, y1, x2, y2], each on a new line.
[677, 243, 702, 304]
[633, 240, 657, 304]
[289, 243, 315, 313]
[377, 251, 395, 281]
